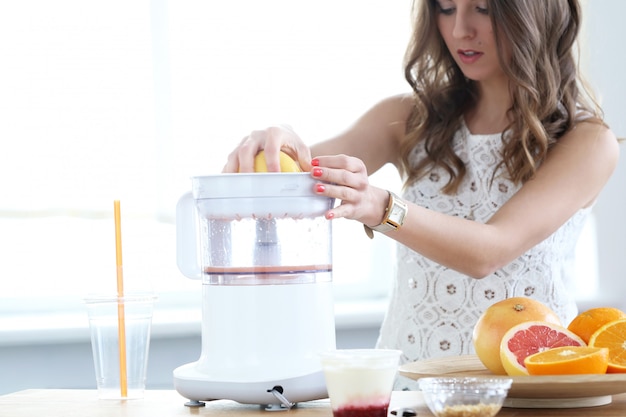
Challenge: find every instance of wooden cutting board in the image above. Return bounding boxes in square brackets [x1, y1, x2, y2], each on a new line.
[399, 354, 626, 408]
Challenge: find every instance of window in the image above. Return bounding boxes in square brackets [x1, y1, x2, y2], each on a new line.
[0, 1, 410, 323]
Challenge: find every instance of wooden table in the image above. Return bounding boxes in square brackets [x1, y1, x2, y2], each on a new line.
[1, 389, 626, 416]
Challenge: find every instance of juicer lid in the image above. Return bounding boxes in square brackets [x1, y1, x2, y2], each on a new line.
[190, 173, 334, 219]
[191, 173, 324, 199]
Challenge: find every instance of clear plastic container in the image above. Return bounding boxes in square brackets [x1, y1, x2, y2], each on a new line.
[418, 377, 512, 417]
[320, 349, 401, 417]
[177, 173, 335, 284]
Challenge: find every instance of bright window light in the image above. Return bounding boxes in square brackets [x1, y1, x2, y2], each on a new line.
[0, 1, 410, 317]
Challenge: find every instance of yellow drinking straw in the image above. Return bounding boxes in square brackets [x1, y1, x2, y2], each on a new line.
[114, 200, 128, 398]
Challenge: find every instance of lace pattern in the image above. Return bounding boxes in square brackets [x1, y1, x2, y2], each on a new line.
[376, 123, 589, 366]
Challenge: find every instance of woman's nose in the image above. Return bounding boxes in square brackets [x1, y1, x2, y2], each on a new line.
[452, 13, 475, 39]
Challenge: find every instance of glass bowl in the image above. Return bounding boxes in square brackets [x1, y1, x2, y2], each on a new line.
[418, 377, 512, 417]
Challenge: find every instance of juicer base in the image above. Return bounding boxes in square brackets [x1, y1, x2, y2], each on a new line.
[173, 362, 328, 407]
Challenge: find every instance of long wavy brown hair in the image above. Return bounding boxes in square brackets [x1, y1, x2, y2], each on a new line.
[399, 0, 604, 193]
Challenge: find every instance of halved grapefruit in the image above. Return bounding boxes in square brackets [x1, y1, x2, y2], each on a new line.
[473, 297, 561, 375]
[499, 321, 585, 376]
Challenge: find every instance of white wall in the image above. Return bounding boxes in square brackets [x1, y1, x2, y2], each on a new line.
[581, 0, 626, 309]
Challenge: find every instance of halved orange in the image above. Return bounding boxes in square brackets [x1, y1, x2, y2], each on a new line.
[499, 321, 585, 376]
[524, 346, 609, 375]
[588, 318, 626, 373]
[567, 307, 626, 344]
[253, 150, 302, 172]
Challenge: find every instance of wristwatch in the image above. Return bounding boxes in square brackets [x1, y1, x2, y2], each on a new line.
[363, 191, 408, 239]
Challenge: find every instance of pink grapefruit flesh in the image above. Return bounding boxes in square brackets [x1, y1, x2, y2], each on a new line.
[500, 321, 586, 376]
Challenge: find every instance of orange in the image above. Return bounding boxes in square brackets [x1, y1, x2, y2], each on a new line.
[524, 346, 609, 375]
[567, 307, 626, 344]
[472, 297, 561, 375]
[588, 318, 626, 373]
[499, 321, 585, 376]
[253, 150, 301, 172]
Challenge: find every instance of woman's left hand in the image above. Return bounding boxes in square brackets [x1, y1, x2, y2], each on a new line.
[311, 154, 388, 227]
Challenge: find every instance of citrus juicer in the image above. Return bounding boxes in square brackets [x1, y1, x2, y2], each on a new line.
[174, 173, 337, 409]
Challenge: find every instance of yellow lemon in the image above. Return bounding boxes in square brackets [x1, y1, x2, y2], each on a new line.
[254, 150, 301, 172]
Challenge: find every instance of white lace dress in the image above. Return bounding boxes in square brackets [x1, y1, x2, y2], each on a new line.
[376, 122, 589, 370]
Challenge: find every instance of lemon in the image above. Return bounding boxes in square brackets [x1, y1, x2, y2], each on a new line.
[254, 150, 301, 172]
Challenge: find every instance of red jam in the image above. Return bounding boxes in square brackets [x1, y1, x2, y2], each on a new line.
[333, 404, 389, 417]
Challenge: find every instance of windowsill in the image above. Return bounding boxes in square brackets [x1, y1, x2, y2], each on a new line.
[6, 292, 625, 348]
[0, 297, 388, 347]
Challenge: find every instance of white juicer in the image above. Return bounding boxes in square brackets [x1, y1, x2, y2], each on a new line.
[174, 173, 337, 409]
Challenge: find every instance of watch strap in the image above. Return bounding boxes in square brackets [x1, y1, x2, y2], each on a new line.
[363, 191, 407, 239]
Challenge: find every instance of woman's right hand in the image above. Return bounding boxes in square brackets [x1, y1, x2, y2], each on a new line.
[222, 124, 313, 173]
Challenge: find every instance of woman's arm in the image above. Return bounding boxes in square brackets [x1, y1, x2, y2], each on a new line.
[316, 121, 620, 278]
[222, 94, 413, 174]
[225, 94, 619, 279]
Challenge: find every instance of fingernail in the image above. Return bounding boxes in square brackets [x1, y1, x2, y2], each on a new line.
[313, 168, 323, 178]
[311, 158, 320, 166]
[325, 211, 334, 220]
[316, 184, 325, 193]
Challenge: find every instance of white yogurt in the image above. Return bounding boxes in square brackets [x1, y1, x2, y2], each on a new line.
[320, 349, 401, 409]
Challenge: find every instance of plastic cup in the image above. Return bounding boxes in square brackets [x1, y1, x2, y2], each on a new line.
[320, 349, 401, 417]
[84, 294, 157, 400]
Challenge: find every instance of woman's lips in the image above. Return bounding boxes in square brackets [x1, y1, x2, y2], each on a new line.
[457, 49, 483, 64]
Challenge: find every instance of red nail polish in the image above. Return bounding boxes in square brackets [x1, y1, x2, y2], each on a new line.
[311, 158, 320, 166]
[313, 168, 323, 178]
[325, 212, 334, 220]
[316, 184, 325, 193]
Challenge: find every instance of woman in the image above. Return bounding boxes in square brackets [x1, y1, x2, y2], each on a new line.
[224, 0, 619, 365]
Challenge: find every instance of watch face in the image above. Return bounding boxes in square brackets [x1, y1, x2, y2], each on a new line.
[390, 203, 404, 218]
[373, 192, 407, 232]
[388, 196, 407, 227]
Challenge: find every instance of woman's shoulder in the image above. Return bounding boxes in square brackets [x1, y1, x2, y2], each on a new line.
[555, 120, 620, 177]
[373, 93, 416, 115]
[562, 119, 619, 153]
[363, 93, 416, 140]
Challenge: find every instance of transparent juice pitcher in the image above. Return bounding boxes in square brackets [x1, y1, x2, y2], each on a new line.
[176, 172, 334, 283]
